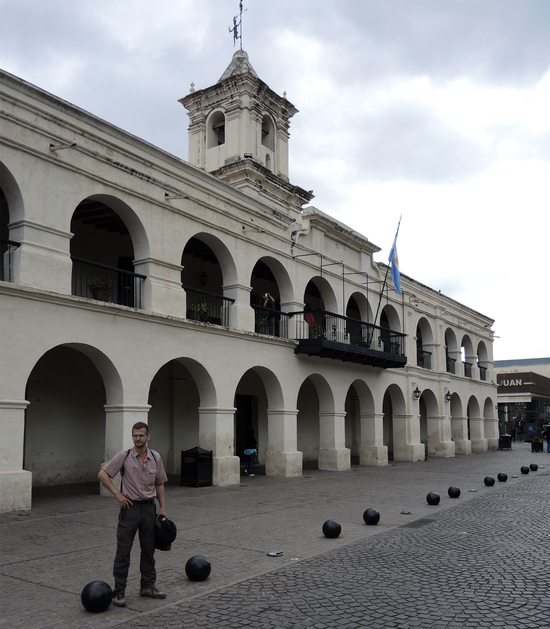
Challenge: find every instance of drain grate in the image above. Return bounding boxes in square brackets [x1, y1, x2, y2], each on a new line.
[401, 518, 436, 529]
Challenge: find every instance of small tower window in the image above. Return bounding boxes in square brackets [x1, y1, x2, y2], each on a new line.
[207, 111, 225, 148]
[261, 114, 275, 151]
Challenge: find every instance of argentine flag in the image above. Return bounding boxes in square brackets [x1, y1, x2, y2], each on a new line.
[388, 220, 401, 295]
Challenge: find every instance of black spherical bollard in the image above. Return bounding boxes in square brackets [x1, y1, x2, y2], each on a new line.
[484, 476, 495, 486]
[322, 519, 342, 538]
[363, 508, 380, 525]
[530, 463, 539, 472]
[521, 465, 530, 475]
[426, 491, 440, 506]
[497, 472, 508, 482]
[80, 581, 112, 613]
[448, 486, 461, 498]
[185, 555, 211, 582]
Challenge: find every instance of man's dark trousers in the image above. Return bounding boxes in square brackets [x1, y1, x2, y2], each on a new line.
[114, 501, 156, 592]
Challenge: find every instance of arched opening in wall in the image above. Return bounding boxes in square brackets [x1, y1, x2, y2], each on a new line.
[345, 386, 361, 463]
[0, 162, 24, 282]
[303, 277, 338, 339]
[297, 377, 320, 469]
[181, 237, 228, 325]
[250, 259, 283, 337]
[148, 360, 203, 481]
[0, 187, 10, 281]
[419, 396, 428, 458]
[416, 318, 433, 369]
[234, 369, 271, 476]
[207, 111, 225, 148]
[71, 198, 143, 307]
[477, 341, 488, 381]
[382, 391, 394, 460]
[445, 328, 458, 374]
[261, 114, 275, 151]
[461, 335, 474, 378]
[24, 346, 106, 494]
[346, 295, 363, 345]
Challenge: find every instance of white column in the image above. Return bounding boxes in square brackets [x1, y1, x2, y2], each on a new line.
[318, 412, 350, 471]
[393, 412, 425, 462]
[223, 283, 254, 331]
[198, 407, 240, 486]
[485, 416, 499, 450]
[0, 399, 32, 513]
[451, 415, 472, 454]
[134, 257, 186, 317]
[359, 412, 388, 466]
[265, 409, 303, 477]
[427, 414, 455, 457]
[470, 415, 488, 452]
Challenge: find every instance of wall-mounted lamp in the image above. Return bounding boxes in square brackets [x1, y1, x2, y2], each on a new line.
[413, 386, 422, 400]
[445, 391, 452, 402]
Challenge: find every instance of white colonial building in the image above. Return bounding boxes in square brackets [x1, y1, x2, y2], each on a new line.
[0, 50, 497, 513]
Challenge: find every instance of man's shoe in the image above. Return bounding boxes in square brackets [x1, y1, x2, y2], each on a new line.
[112, 590, 126, 607]
[139, 585, 166, 599]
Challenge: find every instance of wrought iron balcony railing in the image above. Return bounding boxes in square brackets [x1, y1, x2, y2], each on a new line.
[183, 286, 234, 326]
[290, 310, 406, 368]
[252, 304, 290, 338]
[72, 257, 146, 308]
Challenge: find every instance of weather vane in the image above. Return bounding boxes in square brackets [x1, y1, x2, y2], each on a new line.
[229, 1, 246, 49]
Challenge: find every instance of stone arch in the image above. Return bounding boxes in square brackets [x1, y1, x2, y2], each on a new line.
[24, 343, 122, 488]
[345, 379, 375, 462]
[296, 373, 335, 468]
[261, 113, 276, 151]
[382, 383, 407, 460]
[445, 327, 459, 375]
[250, 256, 293, 336]
[416, 316, 434, 369]
[207, 109, 226, 148]
[0, 160, 25, 281]
[418, 388, 440, 458]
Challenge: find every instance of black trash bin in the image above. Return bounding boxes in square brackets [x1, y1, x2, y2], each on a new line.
[498, 434, 512, 450]
[181, 447, 213, 487]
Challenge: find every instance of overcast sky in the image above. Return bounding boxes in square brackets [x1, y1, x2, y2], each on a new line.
[1, 0, 550, 360]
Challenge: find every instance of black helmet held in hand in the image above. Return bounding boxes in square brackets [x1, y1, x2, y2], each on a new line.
[155, 515, 177, 551]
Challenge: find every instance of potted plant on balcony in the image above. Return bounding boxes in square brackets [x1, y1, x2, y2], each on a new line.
[189, 301, 209, 322]
[89, 277, 112, 301]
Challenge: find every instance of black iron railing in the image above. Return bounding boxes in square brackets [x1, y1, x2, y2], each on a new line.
[463, 361, 472, 378]
[183, 286, 234, 326]
[72, 257, 145, 308]
[252, 304, 290, 338]
[0, 238, 20, 282]
[479, 366, 487, 381]
[446, 356, 456, 374]
[417, 350, 432, 369]
[290, 310, 406, 356]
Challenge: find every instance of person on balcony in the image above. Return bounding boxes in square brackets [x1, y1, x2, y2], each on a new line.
[262, 292, 276, 334]
[97, 422, 168, 607]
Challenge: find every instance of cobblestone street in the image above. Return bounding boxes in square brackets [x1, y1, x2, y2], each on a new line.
[1, 443, 549, 628]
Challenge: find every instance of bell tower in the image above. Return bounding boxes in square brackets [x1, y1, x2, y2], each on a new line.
[180, 49, 313, 215]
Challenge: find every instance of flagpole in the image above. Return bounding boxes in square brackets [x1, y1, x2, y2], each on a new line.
[369, 216, 402, 348]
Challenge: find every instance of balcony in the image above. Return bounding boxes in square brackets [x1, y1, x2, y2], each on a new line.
[291, 310, 407, 368]
[184, 287, 234, 326]
[252, 304, 290, 338]
[72, 257, 145, 308]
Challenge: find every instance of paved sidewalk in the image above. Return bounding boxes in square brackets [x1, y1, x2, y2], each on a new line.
[1, 441, 548, 628]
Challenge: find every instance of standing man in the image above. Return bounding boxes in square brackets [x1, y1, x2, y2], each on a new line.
[98, 422, 168, 607]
